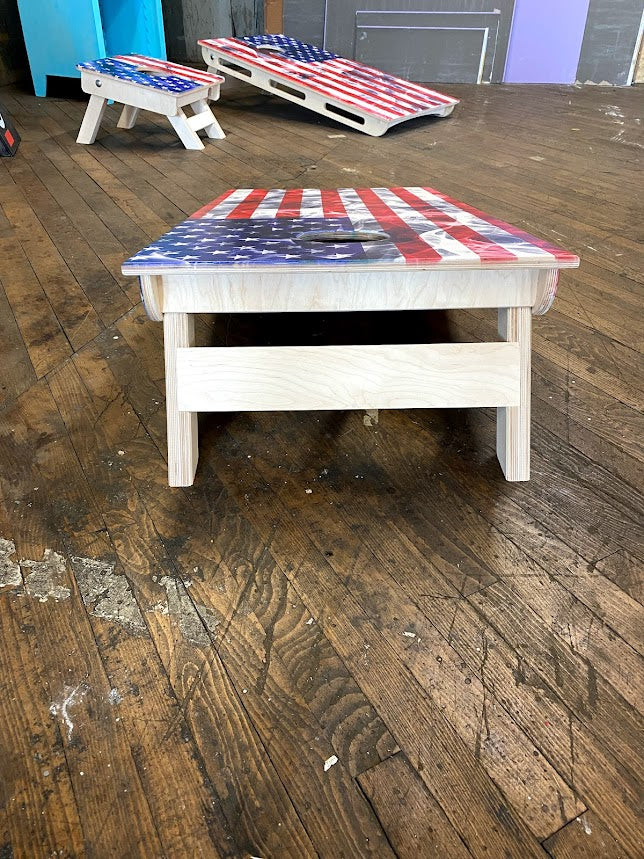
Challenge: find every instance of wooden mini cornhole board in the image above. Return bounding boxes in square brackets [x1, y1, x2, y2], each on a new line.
[0, 100, 20, 156]
[76, 55, 225, 150]
[122, 186, 579, 487]
[199, 34, 459, 136]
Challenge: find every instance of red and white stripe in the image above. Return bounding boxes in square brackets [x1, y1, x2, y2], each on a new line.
[200, 37, 458, 120]
[194, 187, 579, 267]
[114, 54, 224, 86]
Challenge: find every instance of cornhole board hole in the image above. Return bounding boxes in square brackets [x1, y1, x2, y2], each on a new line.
[122, 186, 579, 487]
[199, 34, 459, 136]
[0, 100, 20, 156]
[76, 55, 225, 150]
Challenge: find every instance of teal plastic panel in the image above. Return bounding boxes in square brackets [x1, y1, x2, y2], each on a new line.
[17, 0, 105, 95]
[100, 0, 166, 59]
[16, 0, 166, 96]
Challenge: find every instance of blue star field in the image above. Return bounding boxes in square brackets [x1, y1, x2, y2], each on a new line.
[123, 218, 406, 270]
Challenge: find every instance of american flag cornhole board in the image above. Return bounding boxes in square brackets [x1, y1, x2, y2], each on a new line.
[199, 34, 459, 136]
[76, 55, 226, 150]
[0, 100, 20, 157]
[122, 187, 579, 487]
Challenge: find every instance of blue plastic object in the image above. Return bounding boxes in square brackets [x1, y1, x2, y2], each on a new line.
[16, 0, 166, 96]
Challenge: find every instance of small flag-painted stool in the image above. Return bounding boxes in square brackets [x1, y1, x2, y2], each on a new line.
[0, 100, 20, 156]
[76, 55, 226, 150]
[199, 34, 459, 137]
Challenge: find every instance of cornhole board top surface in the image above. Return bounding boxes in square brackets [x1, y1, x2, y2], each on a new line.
[198, 34, 459, 136]
[77, 55, 224, 95]
[0, 100, 20, 156]
[122, 185, 579, 299]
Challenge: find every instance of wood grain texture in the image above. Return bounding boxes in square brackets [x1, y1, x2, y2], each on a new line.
[358, 753, 473, 858]
[0, 79, 641, 858]
[497, 305, 531, 479]
[543, 811, 626, 859]
[176, 342, 521, 412]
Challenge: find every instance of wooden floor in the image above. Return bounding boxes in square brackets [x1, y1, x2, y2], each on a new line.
[0, 77, 642, 859]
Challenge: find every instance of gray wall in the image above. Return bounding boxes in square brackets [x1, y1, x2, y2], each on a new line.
[0, 0, 27, 85]
[163, 0, 264, 62]
[284, 0, 644, 85]
[283, 0, 326, 46]
[577, 0, 644, 85]
[285, 0, 517, 83]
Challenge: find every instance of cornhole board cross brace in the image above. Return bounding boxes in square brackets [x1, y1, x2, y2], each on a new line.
[76, 55, 225, 150]
[199, 34, 459, 136]
[122, 186, 579, 487]
[0, 100, 20, 156]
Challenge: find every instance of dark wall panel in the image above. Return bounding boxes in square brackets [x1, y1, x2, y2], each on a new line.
[0, 0, 27, 85]
[577, 0, 644, 85]
[283, 0, 326, 46]
[164, 0, 264, 62]
[323, 0, 516, 82]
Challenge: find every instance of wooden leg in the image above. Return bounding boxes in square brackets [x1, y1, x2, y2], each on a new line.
[164, 313, 198, 486]
[76, 94, 108, 144]
[497, 306, 531, 481]
[117, 104, 140, 129]
[190, 98, 226, 139]
[167, 108, 205, 150]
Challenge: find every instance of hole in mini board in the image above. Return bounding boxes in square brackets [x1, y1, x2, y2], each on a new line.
[219, 59, 252, 77]
[270, 80, 306, 99]
[297, 230, 390, 243]
[325, 103, 365, 124]
[135, 66, 167, 76]
[256, 45, 285, 55]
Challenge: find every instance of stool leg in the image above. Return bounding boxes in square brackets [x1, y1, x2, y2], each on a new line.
[497, 306, 531, 481]
[167, 108, 205, 150]
[191, 98, 226, 139]
[77, 94, 108, 144]
[164, 313, 198, 486]
[117, 105, 140, 129]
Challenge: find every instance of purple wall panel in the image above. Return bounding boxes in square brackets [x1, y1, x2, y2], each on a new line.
[504, 0, 590, 84]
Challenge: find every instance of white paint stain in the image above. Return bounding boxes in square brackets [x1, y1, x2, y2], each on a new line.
[158, 576, 221, 646]
[70, 556, 147, 634]
[363, 409, 379, 427]
[108, 688, 122, 705]
[2, 538, 221, 650]
[0, 538, 22, 588]
[49, 683, 88, 741]
[324, 754, 338, 772]
[22, 549, 70, 602]
[576, 814, 592, 835]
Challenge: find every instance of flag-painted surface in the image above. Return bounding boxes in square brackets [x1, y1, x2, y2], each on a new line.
[0, 100, 20, 157]
[198, 34, 459, 122]
[76, 55, 223, 93]
[123, 187, 580, 273]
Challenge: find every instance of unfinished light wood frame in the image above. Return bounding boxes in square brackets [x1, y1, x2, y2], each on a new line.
[141, 267, 553, 487]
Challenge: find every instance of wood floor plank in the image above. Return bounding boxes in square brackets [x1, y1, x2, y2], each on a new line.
[358, 753, 474, 859]
[210, 456, 550, 858]
[0, 393, 165, 858]
[0, 580, 86, 859]
[0, 232, 71, 378]
[543, 811, 627, 859]
[0, 154, 103, 351]
[47, 348, 318, 859]
[12, 143, 133, 325]
[215, 409, 643, 857]
[0, 285, 36, 407]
